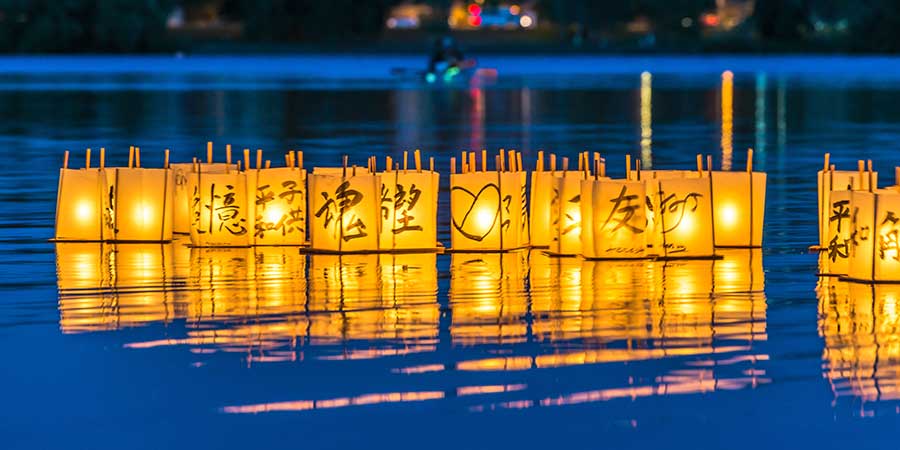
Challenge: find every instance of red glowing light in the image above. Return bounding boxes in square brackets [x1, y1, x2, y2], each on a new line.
[701, 13, 719, 27]
[468, 4, 482, 16]
[468, 15, 482, 27]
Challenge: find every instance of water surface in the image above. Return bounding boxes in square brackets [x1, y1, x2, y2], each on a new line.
[2, 55, 900, 449]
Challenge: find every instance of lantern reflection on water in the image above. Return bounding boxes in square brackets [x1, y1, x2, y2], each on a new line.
[57, 242, 174, 333]
[449, 251, 529, 345]
[450, 151, 526, 251]
[818, 275, 900, 403]
[378, 151, 441, 251]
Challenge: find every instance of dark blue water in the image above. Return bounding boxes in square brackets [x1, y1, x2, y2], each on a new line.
[2, 55, 900, 449]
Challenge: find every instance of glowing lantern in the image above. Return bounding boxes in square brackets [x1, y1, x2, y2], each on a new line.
[708, 149, 767, 247]
[817, 154, 877, 248]
[821, 160, 877, 276]
[308, 160, 381, 252]
[549, 167, 586, 256]
[246, 149, 307, 246]
[173, 142, 237, 234]
[581, 178, 648, 259]
[378, 150, 441, 251]
[846, 187, 900, 282]
[646, 170, 715, 259]
[188, 152, 251, 247]
[54, 149, 115, 241]
[111, 148, 174, 242]
[449, 150, 526, 251]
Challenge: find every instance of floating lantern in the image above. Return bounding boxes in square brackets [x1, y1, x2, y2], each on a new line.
[308, 158, 381, 252]
[111, 147, 174, 242]
[581, 178, 648, 259]
[708, 149, 767, 248]
[548, 155, 588, 256]
[817, 154, 877, 249]
[378, 150, 441, 251]
[822, 160, 877, 276]
[54, 149, 115, 241]
[449, 150, 525, 251]
[246, 149, 307, 246]
[845, 169, 900, 282]
[529, 151, 556, 247]
[645, 156, 715, 259]
[172, 142, 237, 234]
[188, 146, 251, 247]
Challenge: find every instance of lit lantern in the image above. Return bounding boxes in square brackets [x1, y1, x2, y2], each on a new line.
[110, 147, 175, 242]
[449, 150, 526, 251]
[549, 166, 586, 256]
[646, 163, 715, 259]
[173, 142, 238, 234]
[54, 149, 115, 241]
[308, 159, 381, 252]
[846, 186, 900, 282]
[188, 150, 251, 247]
[708, 149, 767, 247]
[246, 149, 307, 246]
[378, 150, 441, 251]
[529, 151, 556, 248]
[817, 154, 877, 248]
[581, 178, 648, 259]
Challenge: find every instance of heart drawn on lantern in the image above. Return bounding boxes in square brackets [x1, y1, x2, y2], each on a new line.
[451, 183, 501, 242]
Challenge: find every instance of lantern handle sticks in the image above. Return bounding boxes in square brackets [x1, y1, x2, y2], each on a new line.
[207, 141, 213, 164]
[243, 149, 250, 172]
[481, 149, 487, 172]
[858, 160, 865, 190]
[823, 153, 831, 172]
[469, 151, 476, 173]
[265, 160, 271, 169]
[386, 156, 393, 173]
[429, 156, 434, 172]
[63, 150, 69, 169]
[625, 154, 632, 180]
[225, 145, 232, 173]
[100, 148, 106, 170]
[85, 148, 91, 169]
[128, 146, 135, 169]
[256, 149, 263, 170]
[536, 150, 544, 172]
[517, 152, 523, 174]
[550, 153, 557, 172]
[747, 148, 753, 173]
[164, 149, 169, 169]
[136, 147, 141, 168]
[296, 151, 303, 170]
[415, 149, 422, 173]
[696, 154, 703, 175]
[403, 150, 409, 173]
[868, 159, 874, 193]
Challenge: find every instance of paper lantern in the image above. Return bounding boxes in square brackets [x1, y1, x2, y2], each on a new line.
[378, 151, 440, 251]
[188, 163, 251, 247]
[817, 155, 877, 248]
[247, 150, 307, 246]
[111, 166, 174, 242]
[530, 151, 596, 248]
[581, 179, 648, 259]
[173, 163, 235, 234]
[54, 150, 115, 241]
[845, 188, 900, 282]
[708, 150, 766, 247]
[549, 171, 587, 256]
[449, 151, 525, 251]
[308, 164, 381, 252]
[821, 189, 853, 276]
[646, 176, 715, 258]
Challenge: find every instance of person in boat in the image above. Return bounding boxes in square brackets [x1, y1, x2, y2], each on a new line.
[427, 35, 464, 75]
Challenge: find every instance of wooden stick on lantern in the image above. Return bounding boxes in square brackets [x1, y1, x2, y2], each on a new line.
[243, 149, 250, 172]
[63, 150, 69, 169]
[207, 141, 213, 164]
[625, 154, 632, 180]
[85, 148, 91, 169]
[100, 148, 106, 169]
[164, 149, 170, 169]
[128, 146, 134, 169]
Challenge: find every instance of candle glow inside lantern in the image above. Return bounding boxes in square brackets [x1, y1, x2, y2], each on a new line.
[708, 149, 767, 248]
[449, 150, 526, 251]
[111, 150, 174, 242]
[308, 162, 381, 252]
[246, 150, 307, 246]
[549, 168, 587, 256]
[55, 149, 115, 241]
[646, 174, 715, 259]
[846, 185, 900, 282]
[581, 179, 648, 259]
[188, 158, 251, 247]
[378, 151, 441, 251]
[817, 154, 877, 249]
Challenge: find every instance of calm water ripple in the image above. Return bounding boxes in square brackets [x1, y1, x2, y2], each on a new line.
[2, 56, 900, 449]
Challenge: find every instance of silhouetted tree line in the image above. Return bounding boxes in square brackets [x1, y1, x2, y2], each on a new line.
[2, 0, 900, 52]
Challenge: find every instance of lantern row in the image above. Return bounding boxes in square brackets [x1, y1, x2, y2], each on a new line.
[54, 144, 767, 258]
[816, 153, 900, 283]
